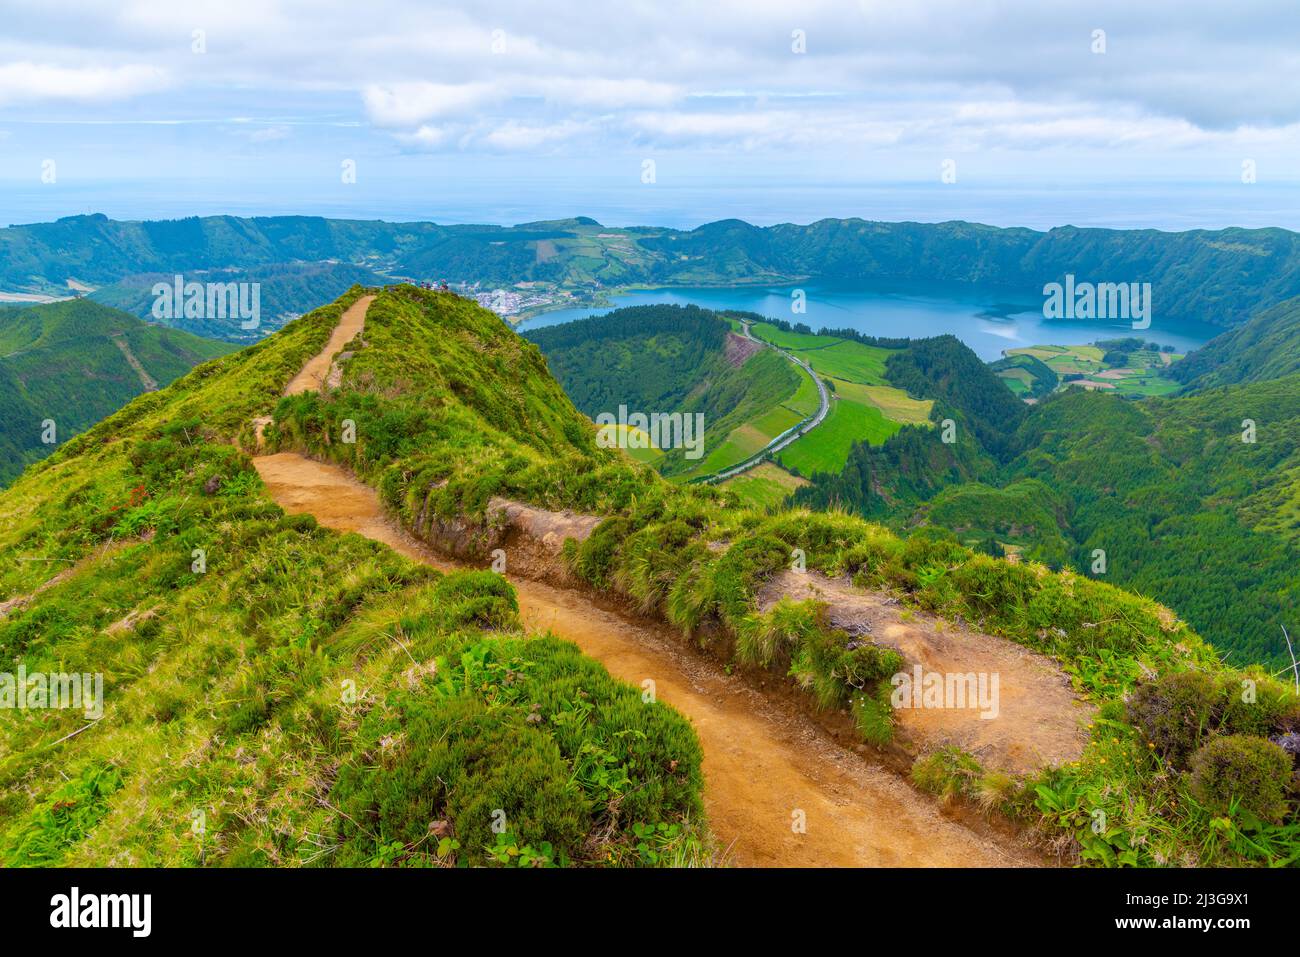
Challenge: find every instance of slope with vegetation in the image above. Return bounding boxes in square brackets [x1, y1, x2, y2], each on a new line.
[262, 286, 1299, 867]
[3, 284, 1296, 867]
[0, 299, 234, 486]
[0, 288, 705, 867]
[796, 330, 1300, 671]
[1171, 294, 1300, 390]
[526, 304, 807, 481]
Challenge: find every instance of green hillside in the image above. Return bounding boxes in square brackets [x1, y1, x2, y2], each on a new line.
[797, 332, 1300, 668]
[0, 287, 705, 867]
[191, 287, 1300, 864]
[0, 299, 234, 485]
[1172, 294, 1300, 390]
[526, 304, 804, 480]
[2, 284, 1296, 868]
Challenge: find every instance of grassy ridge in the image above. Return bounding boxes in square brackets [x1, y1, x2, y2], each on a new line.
[0, 286, 706, 867]
[5, 285, 1296, 867]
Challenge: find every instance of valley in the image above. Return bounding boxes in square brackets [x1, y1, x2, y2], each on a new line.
[0, 299, 235, 485]
[2, 240, 1298, 873]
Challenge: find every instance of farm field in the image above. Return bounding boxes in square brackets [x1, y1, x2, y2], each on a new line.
[748, 324, 919, 475]
[719, 461, 809, 508]
[750, 321, 834, 350]
[781, 365, 823, 415]
[832, 380, 933, 425]
[778, 393, 900, 476]
[786, 339, 893, 384]
[1000, 342, 1184, 399]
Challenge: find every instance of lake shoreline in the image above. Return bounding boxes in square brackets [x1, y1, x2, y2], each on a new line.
[514, 281, 1219, 361]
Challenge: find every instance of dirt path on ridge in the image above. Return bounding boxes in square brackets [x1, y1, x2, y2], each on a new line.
[248, 294, 1043, 867]
[762, 571, 1092, 776]
[284, 295, 374, 395]
[254, 452, 1038, 867]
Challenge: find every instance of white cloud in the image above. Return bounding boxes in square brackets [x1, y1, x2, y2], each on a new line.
[0, 62, 168, 104]
[394, 124, 449, 149]
[362, 82, 499, 127]
[479, 119, 591, 150]
[535, 78, 679, 109]
[3, 1, 1299, 161]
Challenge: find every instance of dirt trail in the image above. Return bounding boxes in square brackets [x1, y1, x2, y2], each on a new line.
[250, 292, 1041, 867]
[284, 295, 374, 395]
[111, 334, 158, 392]
[253, 451, 1037, 867]
[763, 571, 1092, 775]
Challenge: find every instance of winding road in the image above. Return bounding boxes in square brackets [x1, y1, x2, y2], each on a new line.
[695, 319, 830, 484]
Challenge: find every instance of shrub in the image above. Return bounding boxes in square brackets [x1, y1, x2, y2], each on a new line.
[1126, 671, 1222, 767]
[1218, 673, 1300, 738]
[912, 747, 982, 804]
[1188, 735, 1293, 823]
[850, 680, 896, 746]
[430, 570, 519, 630]
[332, 695, 590, 867]
[736, 599, 822, 669]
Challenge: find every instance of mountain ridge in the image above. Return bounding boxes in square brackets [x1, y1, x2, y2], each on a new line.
[6, 213, 1300, 332]
[0, 299, 234, 485]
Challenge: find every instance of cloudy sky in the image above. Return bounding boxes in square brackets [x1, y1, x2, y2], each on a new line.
[2, 0, 1299, 227]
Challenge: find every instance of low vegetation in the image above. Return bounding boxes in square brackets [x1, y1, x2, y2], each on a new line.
[0, 287, 706, 867]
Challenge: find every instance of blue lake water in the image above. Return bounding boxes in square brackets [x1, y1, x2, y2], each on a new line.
[515, 282, 1221, 361]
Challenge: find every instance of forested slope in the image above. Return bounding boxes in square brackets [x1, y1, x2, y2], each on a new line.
[0, 299, 234, 485]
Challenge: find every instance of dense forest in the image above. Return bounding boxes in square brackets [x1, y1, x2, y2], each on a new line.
[0, 299, 233, 484]
[794, 324, 1300, 669]
[525, 304, 731, 415]
[1171, 294, 1300, 390]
